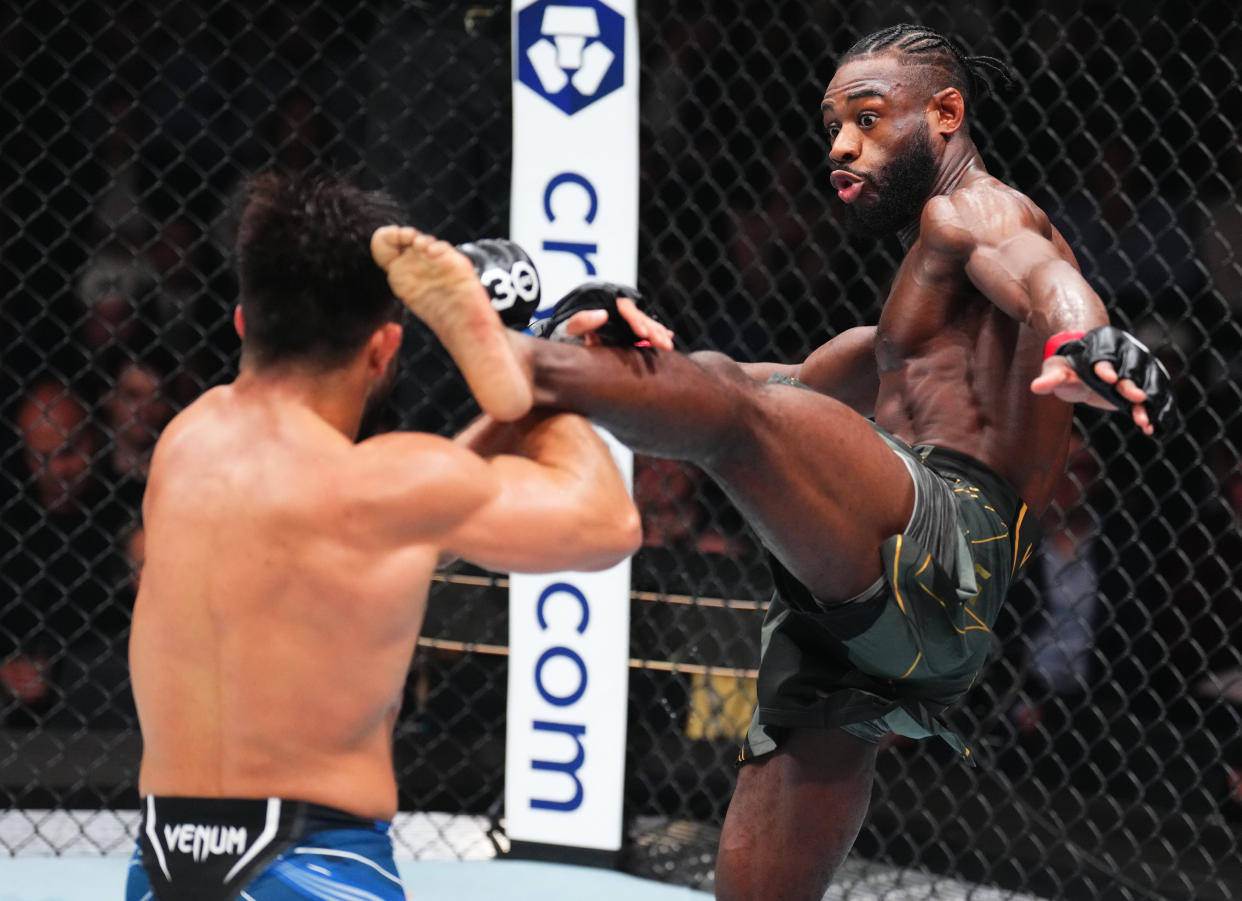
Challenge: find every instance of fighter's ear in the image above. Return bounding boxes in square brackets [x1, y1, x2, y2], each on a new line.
[930, 86, 966, 136]
[367, 322, 403, 378]
[233, 305, 246, 339]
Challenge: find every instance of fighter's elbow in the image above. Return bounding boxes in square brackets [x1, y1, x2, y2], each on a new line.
[614, 502, 643, 557]
[575, 501, 642, 571]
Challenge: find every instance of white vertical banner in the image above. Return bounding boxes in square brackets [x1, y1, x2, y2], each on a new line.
[506, 0, 638, 853]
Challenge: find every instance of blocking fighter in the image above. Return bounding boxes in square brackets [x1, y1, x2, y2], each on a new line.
[126, 173, 640, 901]
[507, 24, 1174, 900]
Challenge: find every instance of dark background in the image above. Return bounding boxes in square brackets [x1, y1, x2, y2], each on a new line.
[2, 1, 1240, 898]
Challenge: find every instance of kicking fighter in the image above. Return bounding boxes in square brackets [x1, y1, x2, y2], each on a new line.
[126, 173, 640, 901]
[508, 24, 1174, 900]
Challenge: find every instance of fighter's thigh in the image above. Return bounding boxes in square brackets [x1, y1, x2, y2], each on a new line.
[715, 728, 877, 901]
[705, 379, 915, 600]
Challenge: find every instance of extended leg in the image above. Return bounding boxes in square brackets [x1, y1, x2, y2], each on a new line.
[513, 337, 913, 602]
[715, 728, 878, 901]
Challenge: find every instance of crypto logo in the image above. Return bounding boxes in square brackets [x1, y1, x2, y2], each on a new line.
[516, 1, 626, 114]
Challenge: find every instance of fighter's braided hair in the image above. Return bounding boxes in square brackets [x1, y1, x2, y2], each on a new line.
[843, 25, 1015, 121]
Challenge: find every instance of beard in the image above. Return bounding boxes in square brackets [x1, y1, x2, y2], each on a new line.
[841, 122, 938, 238]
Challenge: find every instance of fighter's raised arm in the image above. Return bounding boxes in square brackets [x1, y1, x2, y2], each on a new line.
[445, 410, 640, 573]
[918, 187, 1171, 434]
[369, 229, 640, 573]
[349, 411, 639, 576]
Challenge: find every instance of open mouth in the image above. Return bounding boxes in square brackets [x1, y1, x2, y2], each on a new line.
[830, 170, 865, 204]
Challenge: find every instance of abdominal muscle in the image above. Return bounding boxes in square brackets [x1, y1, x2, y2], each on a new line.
[873, 335, 1071, 512]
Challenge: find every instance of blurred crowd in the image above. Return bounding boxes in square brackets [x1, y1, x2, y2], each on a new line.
[1, 0, 1240, 826]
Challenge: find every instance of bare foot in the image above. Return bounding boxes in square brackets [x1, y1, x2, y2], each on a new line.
[372, 226, 533, 421]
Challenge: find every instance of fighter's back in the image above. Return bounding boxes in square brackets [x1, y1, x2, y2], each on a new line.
[872, 172, 1076, 510]
[131, 386, 446, 821]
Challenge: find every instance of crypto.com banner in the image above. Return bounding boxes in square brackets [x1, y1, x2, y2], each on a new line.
[506, 0, 638, 854]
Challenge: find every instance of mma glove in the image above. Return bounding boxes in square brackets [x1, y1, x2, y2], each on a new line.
[1049, 325, 1176, 432]
[457, 238, 541, 329]
[529, 281, 668, 347]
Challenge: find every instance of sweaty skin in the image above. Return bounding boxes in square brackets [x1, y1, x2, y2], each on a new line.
[130, 239, 639, 822]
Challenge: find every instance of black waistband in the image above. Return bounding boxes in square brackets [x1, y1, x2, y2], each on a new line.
[139, 796, 384, 901]
[918, 446, 1015, 516]
[143, 795, 381, 833]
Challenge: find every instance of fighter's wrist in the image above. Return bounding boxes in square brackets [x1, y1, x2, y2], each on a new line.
[1044, 330, 1086, 360]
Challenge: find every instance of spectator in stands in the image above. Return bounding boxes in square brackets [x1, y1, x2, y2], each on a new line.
[628, 456, 767, 752]
[76, 251, 157, 359]
[635, 457, 738, 556]
[1, 379, 128, 726]
[631, 455, 764, 598]
[14, 381, 97, 518]
[71, 249, 165, 407]
[99, 348, 179, 517]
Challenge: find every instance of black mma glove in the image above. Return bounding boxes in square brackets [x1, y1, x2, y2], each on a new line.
[1050, 325, 1176, 432]
[457, 238, 541, 329]
[528, 281, 666, 347]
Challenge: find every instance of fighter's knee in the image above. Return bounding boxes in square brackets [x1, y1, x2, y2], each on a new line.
[688, 350, 755, 386]
[686, 350, 769, 425]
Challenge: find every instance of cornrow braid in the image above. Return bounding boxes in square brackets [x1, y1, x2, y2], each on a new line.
[843, 24, 1015, 108]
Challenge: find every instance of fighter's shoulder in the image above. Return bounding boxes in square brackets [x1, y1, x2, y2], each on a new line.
[921, 178, 1051, 256]
[355, 431, 490, 488]
[351, 431, 497, 512]
[146, 387, 226, 474]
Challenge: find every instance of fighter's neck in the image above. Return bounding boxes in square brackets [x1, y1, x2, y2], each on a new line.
[233, 364, 366, 440]
[898, 147, 989, 247]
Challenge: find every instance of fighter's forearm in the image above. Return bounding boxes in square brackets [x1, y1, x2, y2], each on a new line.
[506, 412, 642, 568]
[455, 408, 606, 471]
[512, 333, 747, 465]
[961, 220, 1111, 341]
[1025, 259, 1110, 339]
[440, 410, 641, 573]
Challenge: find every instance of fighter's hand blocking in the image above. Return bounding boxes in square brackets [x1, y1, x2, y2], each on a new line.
[1031, 325, 1175, 436]
[529, 281, 675, 350]
[371, 226, 533, 421]
[456, 238, 542, 329]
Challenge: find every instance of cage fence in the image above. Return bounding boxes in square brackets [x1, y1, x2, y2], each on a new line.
[2, 1, 1241, 899]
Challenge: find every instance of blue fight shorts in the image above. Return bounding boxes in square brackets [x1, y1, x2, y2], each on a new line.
[125, 796, 403, 901]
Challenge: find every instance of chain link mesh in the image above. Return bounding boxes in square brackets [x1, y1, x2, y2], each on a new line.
[3, 1, 1240, 898]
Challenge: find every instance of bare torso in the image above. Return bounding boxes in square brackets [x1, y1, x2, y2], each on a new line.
[130, 386, 438, 820]
[871, 174, 1074, 511]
